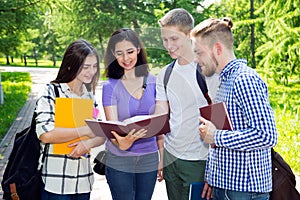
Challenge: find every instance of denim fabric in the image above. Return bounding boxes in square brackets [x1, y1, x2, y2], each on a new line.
[105, 151, 158, 200]
[106, 150, 158, 173]
[41, 186, 90, 200]
[212, 187, 270, 200]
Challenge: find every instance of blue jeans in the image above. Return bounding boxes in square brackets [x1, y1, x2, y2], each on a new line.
[41, 186, 90, 200]
[212, 187, 270, 200]
[105, 151, 158, 200]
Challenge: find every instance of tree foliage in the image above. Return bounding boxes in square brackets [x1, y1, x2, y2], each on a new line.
[0, 0, 299, 83]
[255, 0, 300, 84]
[207, 0, 299, 85]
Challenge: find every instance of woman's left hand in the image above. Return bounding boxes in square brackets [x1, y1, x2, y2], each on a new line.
[68, 140, 90, 158]
[110, 128, 147, 150]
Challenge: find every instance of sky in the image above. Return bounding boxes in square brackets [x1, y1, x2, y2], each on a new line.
[202, 0, 221, 7]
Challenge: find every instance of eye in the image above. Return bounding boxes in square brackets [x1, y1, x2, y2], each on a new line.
[127, 50, 135, 54]
[115, 51, 124, 57]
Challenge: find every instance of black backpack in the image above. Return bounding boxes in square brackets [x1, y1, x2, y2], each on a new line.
[163, 60, 212, 105]
[270, 148, 300, 200]
[1, 85, 59, 200]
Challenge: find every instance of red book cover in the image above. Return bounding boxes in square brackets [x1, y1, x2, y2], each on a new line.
[85, 113, 170, 138]
[199, 102, 233, 130]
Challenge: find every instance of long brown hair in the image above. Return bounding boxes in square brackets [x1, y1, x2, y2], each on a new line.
[52, 39, 100, 93]
[104, 28, 149, 79]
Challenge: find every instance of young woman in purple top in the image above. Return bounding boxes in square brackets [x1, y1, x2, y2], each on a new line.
[102, 28, 164, 200]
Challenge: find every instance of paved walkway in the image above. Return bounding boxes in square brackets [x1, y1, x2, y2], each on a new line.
[0, 66, 168, 199]
[0, 66, 299, 199]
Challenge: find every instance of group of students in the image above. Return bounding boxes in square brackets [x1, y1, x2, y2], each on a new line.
[35, 8, 278, 200]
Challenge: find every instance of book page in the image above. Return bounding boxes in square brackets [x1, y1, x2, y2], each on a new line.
[123, 115, 151, 124]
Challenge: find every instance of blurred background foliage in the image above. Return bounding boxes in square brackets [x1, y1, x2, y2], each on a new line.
[0, 0, 299, 84]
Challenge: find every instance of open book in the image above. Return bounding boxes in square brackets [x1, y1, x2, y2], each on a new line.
[85, 113, 170, 138]
[199, 102, 233, 130]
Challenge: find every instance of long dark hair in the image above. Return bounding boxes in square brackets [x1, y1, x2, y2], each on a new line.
[52, 39, 100, 93]
[104, 28, 149, 79]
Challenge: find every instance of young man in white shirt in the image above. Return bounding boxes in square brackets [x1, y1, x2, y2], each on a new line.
[155, 8, 219, 200]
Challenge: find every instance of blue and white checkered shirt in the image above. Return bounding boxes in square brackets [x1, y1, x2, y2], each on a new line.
[205, 59, 278, 193]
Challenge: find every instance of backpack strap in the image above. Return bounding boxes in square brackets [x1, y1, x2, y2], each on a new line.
[163, 59, 212, 105]
[9, 183, 19, 200]
[142, 75, 148, 89]
[163, 60, 176, 91]
[196, 65, 212, 105]
[53, 83, 59, 98]
[40, 84, 60, 171]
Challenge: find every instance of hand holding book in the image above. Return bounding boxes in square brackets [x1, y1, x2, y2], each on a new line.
[199, 117, 217, 146]
[110, 128, 147, 150]
[199, 102, 233, 146]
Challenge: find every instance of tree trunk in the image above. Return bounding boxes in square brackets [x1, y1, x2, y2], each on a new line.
[33, 47, 38, 67]
[129, 0, 140, 35]
[52, 37, 56, 67]
[24, 55, 27, 66]
[52, 54, 56, 67]
[6, 55, 10, 65]
[98, 32, 105, 63]
[250, 0, 256, 68]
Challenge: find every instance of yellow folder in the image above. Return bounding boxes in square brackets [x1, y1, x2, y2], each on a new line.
[54, 97, 93, 155]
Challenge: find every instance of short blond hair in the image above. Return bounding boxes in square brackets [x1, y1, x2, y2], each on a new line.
[158, 8, 194, 34]
[191, 17, 234, 49]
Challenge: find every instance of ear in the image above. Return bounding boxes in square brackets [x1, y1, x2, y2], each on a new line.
[137, 48, 141, 54]
[186, 30, 192, 40]
[214, 42, 222, 55]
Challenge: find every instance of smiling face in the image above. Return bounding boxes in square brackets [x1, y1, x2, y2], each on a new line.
[114, 40, 140, 71]
[76, 55, 98, 84]
[192, 36, 218, 77]
[161, 26, 192, 61]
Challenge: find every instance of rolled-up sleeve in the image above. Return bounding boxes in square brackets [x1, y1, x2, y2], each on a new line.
[35, 84, 56, 138]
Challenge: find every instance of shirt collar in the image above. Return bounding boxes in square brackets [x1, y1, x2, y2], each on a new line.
[219, 59, 247, 81]
[60, 83, 90, 98]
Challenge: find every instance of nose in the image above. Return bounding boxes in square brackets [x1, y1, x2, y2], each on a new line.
[164, 41, 173, 51]
[87, 66, 97, 74]
[194, 56, 200, 64]
[122, 52, 130, 60]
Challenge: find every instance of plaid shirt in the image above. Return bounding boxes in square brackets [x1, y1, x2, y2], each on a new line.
[35, 83, 94, 194]
[205, 59, 278, 192]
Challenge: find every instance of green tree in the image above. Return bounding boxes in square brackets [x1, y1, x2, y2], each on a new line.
[255, 0, 300, 85]
[0, 0, 63, 65]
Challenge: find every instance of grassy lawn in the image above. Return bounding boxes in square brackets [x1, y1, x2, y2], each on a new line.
[0, 57, 61, 68]
[0, 72, 31, 139]
[0, 66, 299, 175]
[263, 76, 300, 175]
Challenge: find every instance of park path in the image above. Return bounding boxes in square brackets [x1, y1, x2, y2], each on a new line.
[0, 66, 299, 199]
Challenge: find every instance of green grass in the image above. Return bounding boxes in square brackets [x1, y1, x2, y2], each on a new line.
[0, 57, 61, 68]
[258, 71, 300, 175]
[0, 72, 31, 139]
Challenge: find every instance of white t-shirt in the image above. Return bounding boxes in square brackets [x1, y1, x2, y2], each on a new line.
[156, 60, 211, 160]
[206, 73, 220, 103]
